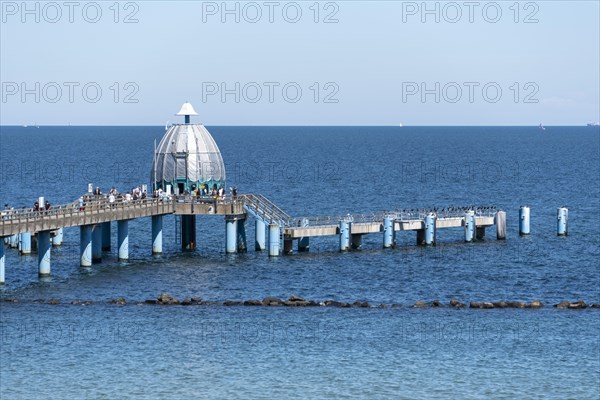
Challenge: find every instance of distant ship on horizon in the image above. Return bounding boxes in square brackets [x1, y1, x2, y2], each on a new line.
[587, 122, 600, 126]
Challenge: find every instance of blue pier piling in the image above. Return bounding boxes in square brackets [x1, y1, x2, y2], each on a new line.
[152, 215, 163, 254]
[92, 224, 102, 262]
[496, 210, 506, 240]
[519, 206, 530, 235]
[268, 223, 280, 257]
[80, 225, 93, 267]
[102, 222, 111, 251]
[226, 218, 238, 254]
[383, 216, 395, 248]
[0, 240, 5, 284]
[298, 218, 310, 252]
[424, 213, 436, 245]
[557, 207, 568, 236]
[181, 215, 196, 250]
[118, 220, 129, 260]
[255, 219, 266, 251]
[237, 218, 247, 253]
[464, 210, 475, 242]
[52, 228, 63, 246]
[38, 231, 51, 276]
[20, 232, 31, 255]
[9, 234, 18, 248]
[339, 220, 351, 251]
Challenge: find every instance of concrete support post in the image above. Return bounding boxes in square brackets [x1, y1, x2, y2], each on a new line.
[181, 215, 196, 250]
[464, 210, 475, 242]
[102, 222, 111, 251]
[152, 215, 163, 254]
[226, 218, 238, 254]
[557, 207, 568, 236]
[0, 240, 5, 284]
[80, 225, 93, 267]
[298, 218, 310, 252]
[283, 239, 294, 255]
[268, 224, 280, 257]
[476, 226, 486, 240]
[9, 234, 18, 248]
[416, 229, 425, 245]
[496, 211, 506, 240]
[38, 230, 51, 276]
[237, 218, 247, 253]
[351, 234, 362, 250]
[519, 206, 530, 235]
[19, 232, 31, 255]
[52, 228, 63, 246]
[255, 219, 266, 251]
[118, 220, 129, 260]
[424, 213, 436, 245]
[92, 224, 102, 262]
[383, 216, 395, 248]
[339, 220, 351, 251]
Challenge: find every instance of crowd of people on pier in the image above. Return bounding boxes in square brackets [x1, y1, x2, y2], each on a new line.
[2, 183, 240, 218]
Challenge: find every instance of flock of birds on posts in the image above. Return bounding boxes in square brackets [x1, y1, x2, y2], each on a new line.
[390, 205, 499, 219]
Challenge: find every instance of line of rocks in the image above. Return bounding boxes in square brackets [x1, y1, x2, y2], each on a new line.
[2, 296, 599, 309]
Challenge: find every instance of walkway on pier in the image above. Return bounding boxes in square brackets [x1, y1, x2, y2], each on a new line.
[0, 192, 505, 284]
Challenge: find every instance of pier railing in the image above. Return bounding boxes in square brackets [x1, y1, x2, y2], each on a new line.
[289, 207, 498, 228]
[239, 194, 292, 226]
[0, 197, 173, 236]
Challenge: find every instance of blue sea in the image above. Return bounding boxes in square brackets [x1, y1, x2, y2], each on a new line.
[1, 126, 599, 399]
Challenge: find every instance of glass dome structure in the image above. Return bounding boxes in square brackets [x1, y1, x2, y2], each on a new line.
[151, 103, 226, 194]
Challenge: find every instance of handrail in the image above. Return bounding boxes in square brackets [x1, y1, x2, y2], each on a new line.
[1, 190, 499, 236]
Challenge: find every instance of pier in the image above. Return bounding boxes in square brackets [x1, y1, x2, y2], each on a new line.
[0, 102, 559, 285]
[0, 193, 505, 284]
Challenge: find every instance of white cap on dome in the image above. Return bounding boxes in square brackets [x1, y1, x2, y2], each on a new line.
[175, 102, 198, 116]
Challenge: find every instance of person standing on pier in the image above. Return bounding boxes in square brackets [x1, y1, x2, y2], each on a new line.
[78, 196, 84, 212]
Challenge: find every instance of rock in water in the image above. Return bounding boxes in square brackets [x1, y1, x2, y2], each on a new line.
[568, 300, 587, 309]
[529, 300, 543, 308]
[157, 293, 179, 305]
[262, 297, 283, 306]
[449, 299, 465, 308]
[554, 301, 571, 309]
[413, 300, 428, 308]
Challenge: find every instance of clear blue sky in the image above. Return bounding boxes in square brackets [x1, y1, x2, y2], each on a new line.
[1, 1, 599, 125]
